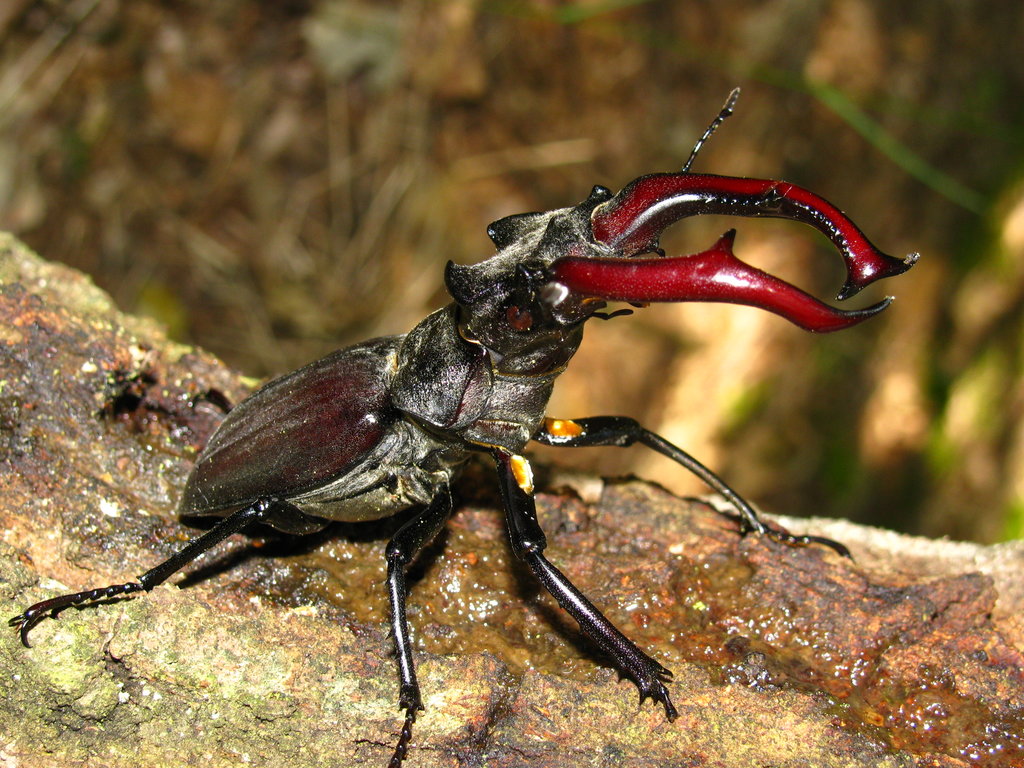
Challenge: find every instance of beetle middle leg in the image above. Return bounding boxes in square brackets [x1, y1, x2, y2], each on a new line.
[491, 449, 678, 719]
[9, 497, 325, 645]
[385, 487, 453, 768]
[535, 416, 850, 557]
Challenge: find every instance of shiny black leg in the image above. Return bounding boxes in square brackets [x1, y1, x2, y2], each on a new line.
[8, 498, 311, 645]
[492, 449, 677, 720]
[385, 488, 453, 768]
[535, 416, 850, 558]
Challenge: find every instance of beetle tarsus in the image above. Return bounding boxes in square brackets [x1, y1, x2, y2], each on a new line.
[388, 708, 417, 768]
[9, 581, 145, 647]
[757, 526, 852, 559]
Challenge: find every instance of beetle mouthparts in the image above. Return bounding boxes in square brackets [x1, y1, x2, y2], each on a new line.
[550, 230, 894, 333]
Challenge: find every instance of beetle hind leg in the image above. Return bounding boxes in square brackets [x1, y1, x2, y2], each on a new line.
[535, 416, 850, 558]
[8, 497, 304, 646]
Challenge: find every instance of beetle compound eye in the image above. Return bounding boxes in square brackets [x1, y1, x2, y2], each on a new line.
[506, 305, 534, 331]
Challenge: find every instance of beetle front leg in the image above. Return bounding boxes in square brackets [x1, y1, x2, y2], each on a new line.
[535, 416, 850, 557]
[491, 449, 678, 720]
[384, 487, 453, 768]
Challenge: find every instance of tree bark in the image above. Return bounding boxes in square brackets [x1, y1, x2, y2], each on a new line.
[1, 233, 1022, 767]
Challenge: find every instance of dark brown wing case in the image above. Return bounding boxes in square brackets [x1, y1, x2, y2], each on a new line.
[180, 337, 401, 516]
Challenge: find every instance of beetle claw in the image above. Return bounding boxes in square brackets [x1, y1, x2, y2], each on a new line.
[759, 523, 853, 560]
[8, 611, 38, 648]
[639, 678, 678, 722]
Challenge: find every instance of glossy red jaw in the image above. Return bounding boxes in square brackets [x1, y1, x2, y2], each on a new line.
[588, 172, 918, 302]
[548, 171, 917, 333]
[551, 230, 892, 332]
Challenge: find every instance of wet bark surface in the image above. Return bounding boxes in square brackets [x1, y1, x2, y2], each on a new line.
[2, 234, 1023, 767]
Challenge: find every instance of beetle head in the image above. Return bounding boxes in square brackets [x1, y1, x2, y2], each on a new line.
[444, 184, 619, 359]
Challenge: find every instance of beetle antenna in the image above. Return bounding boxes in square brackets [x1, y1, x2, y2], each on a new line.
[682, 87, 741, 173]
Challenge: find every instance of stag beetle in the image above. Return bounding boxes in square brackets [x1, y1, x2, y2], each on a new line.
[11, 90, 917, 766]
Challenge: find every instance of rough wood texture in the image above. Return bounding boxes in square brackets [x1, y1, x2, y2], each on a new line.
[1, 234, 1023, 767]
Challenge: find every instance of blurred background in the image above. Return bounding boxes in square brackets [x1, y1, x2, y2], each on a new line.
[0, 0, 1021, 542]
